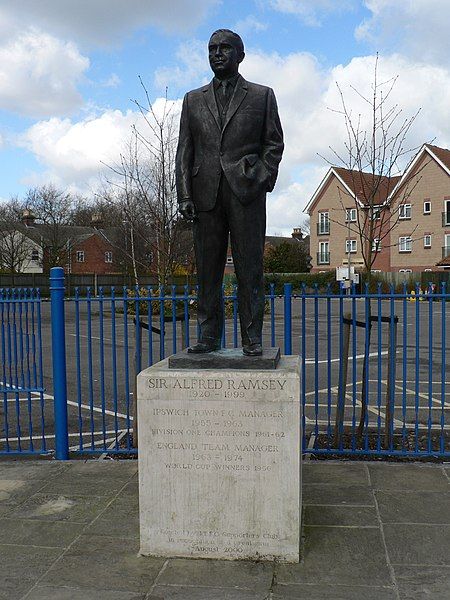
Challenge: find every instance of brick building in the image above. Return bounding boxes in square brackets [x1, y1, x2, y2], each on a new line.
[3, 212, 120, 275]
[306, 143, 450, 273]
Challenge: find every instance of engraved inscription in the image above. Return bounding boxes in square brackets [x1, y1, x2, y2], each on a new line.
[147, 376, 288, 397]
[149, 400, 287, 475]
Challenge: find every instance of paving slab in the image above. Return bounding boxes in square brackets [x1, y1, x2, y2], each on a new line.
[277, 526, 391, 586]
[0, 461, 67, 480]
[40, 472, 131, 497]
[157, 558, 274, 591]
[0, 478, 49, 507]
[25, 585, 146, 600]
[303, 462, 369, 486]
[272, 583, 397, 599]
[304, 504, 379, 527]
[368, 463, 449, 490]
[86, 493, 139, 539]
[8, 492, 111, 523]
[384, 524, 450, 565]
[394, 565, 450, 600]
[0, 544, 62, 600]
[0, 518, 84, 547]
[64, 459, 138, 477]
[302, 484, 374, 506]
[376, 490, 450, 524]
[151, 586, 267, 600]
[41, 534, 165, 593]
[0, 459, 447, 599]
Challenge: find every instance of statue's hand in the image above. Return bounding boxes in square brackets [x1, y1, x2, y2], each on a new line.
[179, 200, 196, 221]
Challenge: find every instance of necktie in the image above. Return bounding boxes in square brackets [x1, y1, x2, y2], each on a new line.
[221, 80, 230, 105]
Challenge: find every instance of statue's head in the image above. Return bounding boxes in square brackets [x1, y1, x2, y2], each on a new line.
[208, 29, 245, 80]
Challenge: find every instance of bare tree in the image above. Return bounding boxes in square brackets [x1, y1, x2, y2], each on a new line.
[323, 55, 423, 281]
[104, 83, 193, 285]
[25, 185, 74, 269]
[323, 55, 425, 444]
[299, 215, 310, 237]
[0, 198, 36, 279]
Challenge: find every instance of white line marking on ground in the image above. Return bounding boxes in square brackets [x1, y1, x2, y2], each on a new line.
[1, 429, 128, 444]
[2, 386, 133, 421]
[304, 351, 388, 364]
[395, 384, 450, 409]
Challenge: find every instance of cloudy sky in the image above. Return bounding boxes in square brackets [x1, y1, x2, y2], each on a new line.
[1, 0, 450, 234]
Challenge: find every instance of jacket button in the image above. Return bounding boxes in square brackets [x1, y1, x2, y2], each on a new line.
[220, 151, 224, 156]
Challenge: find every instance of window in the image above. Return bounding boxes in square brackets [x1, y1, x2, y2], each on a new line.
[317, 241, 330, 264]
[30, 249, 39, 262]
[398, 236, 412, 252]
[423, 200, 431, 214]
[372, 238, 381, 252]
[372, 207, 381, 220]
[345, 208, 357, 222]
[226, 256, 233, 264]
[424, 269, 432, 272]
[371, 269, 381, 273]
[444, 234, 450, 258]
[317, 212, 330, 235]
[424, 235, 431, 248]
[104, 251, 113, 263]
[399, 204, 411, 219]
[76, 250, 85, 262]
[444, 200, 450, 226]
[399, 269, 412, 273]
[345, 239, 357, 253]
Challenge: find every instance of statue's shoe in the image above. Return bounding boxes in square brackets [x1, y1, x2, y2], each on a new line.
[187, 341, 220, 353]
[242, 343, 262, 356]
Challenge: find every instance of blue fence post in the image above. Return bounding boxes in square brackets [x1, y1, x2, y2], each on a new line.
[50, 267, 69, 459]
[284, 283, 292, 355]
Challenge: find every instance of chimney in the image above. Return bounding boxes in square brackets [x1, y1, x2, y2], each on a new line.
[21, 209, 36, 227]
[292, 227, 303, 240]
[91, 213, 103, 229]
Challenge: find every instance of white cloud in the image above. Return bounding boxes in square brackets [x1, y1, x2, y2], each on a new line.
[0, 29, 89, 117]
[234, 15, 268, 36]
[0, 1, 219, 117]
[18, 99, 182, 193]
[101, 74, 121, 88]
[242, 51, 450, 231]
[100, 73, 122, 88]
[270, 0, 357, 26]
[267, 172, 326, 235]
[357, 0, 450, 65]
[16, 46, 450, 236]
[154, 40, 210, 94]
[241, 51, 330, 171]
[0, 0, 220, 47]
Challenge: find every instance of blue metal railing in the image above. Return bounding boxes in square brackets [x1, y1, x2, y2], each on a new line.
[1, 275, 449, 459]
[0, 286, 47, 454]
[64, 280, 449, 459]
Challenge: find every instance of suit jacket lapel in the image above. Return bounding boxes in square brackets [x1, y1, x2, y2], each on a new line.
[223, 75, 248, 132]
[203, 81, 221, 131]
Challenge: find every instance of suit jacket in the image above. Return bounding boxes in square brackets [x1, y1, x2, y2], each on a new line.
[176, 74, 284, 210]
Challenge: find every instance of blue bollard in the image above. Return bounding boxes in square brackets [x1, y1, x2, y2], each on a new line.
[50, 267, 69, 459]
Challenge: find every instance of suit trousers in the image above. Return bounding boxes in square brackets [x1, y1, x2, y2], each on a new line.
[193, 174, 266, 346]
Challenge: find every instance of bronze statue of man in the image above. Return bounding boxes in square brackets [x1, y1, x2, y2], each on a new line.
[176, 29, 284, 356]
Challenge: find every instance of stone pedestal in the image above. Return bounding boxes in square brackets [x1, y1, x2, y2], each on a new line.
[137, 355, 301, 562]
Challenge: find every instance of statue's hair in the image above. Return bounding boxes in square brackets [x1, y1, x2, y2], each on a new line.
[209, 29, 244, 54]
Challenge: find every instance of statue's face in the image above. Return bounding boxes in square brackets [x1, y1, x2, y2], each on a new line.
[208, 31, 244, 79]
